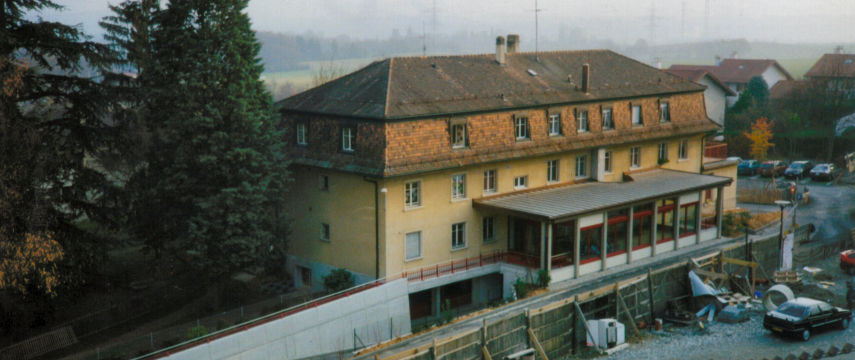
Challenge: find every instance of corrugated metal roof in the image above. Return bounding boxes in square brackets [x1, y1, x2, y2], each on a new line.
[473, 169, 732, 220]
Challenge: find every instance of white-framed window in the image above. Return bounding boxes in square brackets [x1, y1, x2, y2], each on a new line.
[452, 174, 466, 200]
[451, 222, 466, 249]
[679, 139, 689, 159]
[405, 231, 422, 260]
[405, 181, 421, 208]
[575, 155, 587, 178]
[630, 147, 641, 168]
[342, 127, 354, 152]
[658, 142, 669, 162]
[602, 108, 614, 130]
[548, 113, 561, 136]
[604, 151, 613, 173]
[318, 175, 329, 191]
[482, 217, 495, 243]
[631, 105, 642, 126]
[514, 175, 528, 189]
[577, 110, 589, 132]
[660, 102, 671, 122]
[296, 123, 307, 145]
[547, 159, 559, 183]
[514, 116, 529, 140]
[451, 123, 466, 148]
[483, 169, 497, 193]
[320, 223, 330, 241]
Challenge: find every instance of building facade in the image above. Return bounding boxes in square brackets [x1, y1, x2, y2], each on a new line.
[278, 40, 732, 322]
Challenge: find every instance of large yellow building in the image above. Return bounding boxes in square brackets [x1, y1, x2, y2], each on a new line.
[277, 38, 732, 321]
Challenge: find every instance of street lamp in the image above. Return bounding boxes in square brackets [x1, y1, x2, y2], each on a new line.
[774, 200, 792, 270]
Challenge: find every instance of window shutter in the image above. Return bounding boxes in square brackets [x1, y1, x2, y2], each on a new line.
[465, 122, 471, 147]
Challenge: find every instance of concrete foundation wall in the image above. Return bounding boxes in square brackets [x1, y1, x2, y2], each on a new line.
[169, 279, 411, 360]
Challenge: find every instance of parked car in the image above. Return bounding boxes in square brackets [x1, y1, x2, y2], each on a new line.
[737, 160, 760, 176]
[841, 249, 855, 275]
[763, 297, 852, 341]
[758, 160, 787, 177]
[810, 163, 836, 181]
[784, 160, 814, 179]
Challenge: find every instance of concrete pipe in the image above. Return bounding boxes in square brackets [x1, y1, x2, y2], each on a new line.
[763, 284, 795, 311]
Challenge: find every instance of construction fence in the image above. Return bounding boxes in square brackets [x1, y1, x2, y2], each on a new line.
[372, 234, 780, 360]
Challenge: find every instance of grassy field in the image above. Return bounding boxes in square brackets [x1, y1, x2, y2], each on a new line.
[262, 57, 377, 92]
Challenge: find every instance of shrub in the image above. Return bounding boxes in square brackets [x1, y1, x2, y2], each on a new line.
[440, 299, 455, 324]
[322, 268, 355, 293]
[514, 277, 530, 299]
[536, 269, 551, 288]
[185, 325, 209, 340]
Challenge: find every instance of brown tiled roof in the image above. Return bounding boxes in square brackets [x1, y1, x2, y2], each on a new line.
[805, 53, 855, 78]
[277, 50, 705, 119]
[713, 59, 792, 84]
[665, 68, 736, 96]
[769, 80, 805, 100]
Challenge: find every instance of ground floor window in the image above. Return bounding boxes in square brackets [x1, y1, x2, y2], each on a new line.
[580, 224, 602, 264]
[656, 199, 676, 243]
[680, 202, 698, 237]
[298, 266, 312, 287]
[632, 203, 653, 250]
[408, 289, 432, 320]
[552, 220, 575, 267]
[606, 209, 628, 256]
[440, 280, 472, 309]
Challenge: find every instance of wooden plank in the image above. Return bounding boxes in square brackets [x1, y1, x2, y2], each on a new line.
[380, 344, 434, 360]
[530, 298, 573, 316]
[692, 268, 728, 280]
[721, 257, 758, 268]
[615, 286, 640, 338]
[527, 328, 550, 360]
[574, 302, 604, 355]
[482, 346, 492, 360]
[434, 328, 480, 350]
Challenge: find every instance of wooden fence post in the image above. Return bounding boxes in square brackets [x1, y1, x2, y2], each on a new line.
[647, 267, 655, 325]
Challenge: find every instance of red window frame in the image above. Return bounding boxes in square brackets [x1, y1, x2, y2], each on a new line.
[606, 215, 628, 257]
[579, 223, 603, 265]
[679, 202, 699, 238]
[656, 204, 676, 244]
[631, 209, 653, 250]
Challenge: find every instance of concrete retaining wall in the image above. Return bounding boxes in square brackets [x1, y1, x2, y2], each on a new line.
[167, 279, 411, 360]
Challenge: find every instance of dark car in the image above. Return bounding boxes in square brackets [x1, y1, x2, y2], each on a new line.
[810, 163, 836, 181]
[758, 160, 787, 177]
[737, 160, 760, 176]
[763, 297, 852, 341]
[784, 160, 814, 179]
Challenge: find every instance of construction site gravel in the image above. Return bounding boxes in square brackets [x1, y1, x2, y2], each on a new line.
[608, 253, 855, 360]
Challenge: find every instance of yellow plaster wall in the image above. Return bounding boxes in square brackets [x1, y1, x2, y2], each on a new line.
[283, 166, 382, 278]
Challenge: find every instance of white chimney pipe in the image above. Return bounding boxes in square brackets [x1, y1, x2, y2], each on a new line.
[496, 36, 506, 65]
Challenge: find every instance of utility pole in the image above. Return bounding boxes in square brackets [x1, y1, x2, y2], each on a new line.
[534, 0, 542, 61]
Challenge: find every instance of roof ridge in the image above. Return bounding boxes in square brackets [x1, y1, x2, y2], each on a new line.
[384, 58, 393, 118]
[387, 49, 610, 61]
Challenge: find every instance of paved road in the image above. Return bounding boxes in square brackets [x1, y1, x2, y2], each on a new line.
[353, 234, 750, 359]
[737, 175, 855, 249]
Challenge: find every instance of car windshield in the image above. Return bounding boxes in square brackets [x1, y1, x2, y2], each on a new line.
[815, 165, 828, 171]
[790, 163, 804, 169]
[759, 163, 772, 168]
[777, 303, 809, 318]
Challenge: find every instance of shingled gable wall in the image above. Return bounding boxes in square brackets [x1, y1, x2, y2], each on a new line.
[383, 91, 711, 176]
[286, 113, 386, 176]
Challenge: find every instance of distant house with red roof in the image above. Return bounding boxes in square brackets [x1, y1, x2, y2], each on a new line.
[669, 58, 793, 107]
[665, 69, 735, 127]
[805, 53, 855, 97]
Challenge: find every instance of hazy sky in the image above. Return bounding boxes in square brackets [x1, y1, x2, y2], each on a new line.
[42, 0, 855, 45]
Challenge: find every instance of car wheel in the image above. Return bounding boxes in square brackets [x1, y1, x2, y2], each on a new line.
[801, 329, 811, 341]
[842, 318, 850, 330]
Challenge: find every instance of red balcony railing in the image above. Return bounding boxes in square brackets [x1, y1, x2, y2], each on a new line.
[704, 141, 728, 159]
[399, 250, 508, 282]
